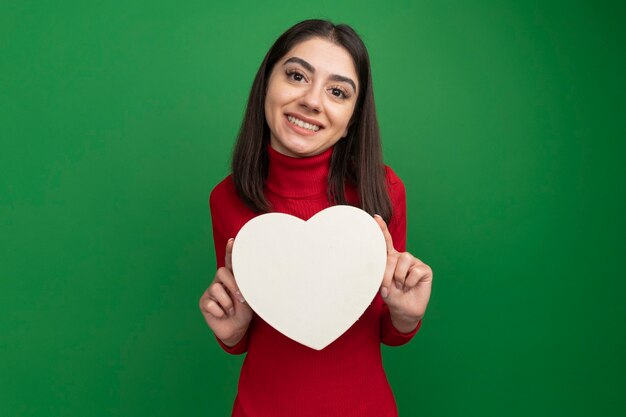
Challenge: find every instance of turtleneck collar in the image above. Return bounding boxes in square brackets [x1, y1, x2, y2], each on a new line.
[265, 143, 334, 199]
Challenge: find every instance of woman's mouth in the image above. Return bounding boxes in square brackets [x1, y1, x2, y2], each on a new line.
[285, 114, 322, 134]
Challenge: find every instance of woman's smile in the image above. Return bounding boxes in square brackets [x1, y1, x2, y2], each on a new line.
[285, 114, 323, 134]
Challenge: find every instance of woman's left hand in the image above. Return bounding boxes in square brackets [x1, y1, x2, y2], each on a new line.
[374, 215, 433, 333]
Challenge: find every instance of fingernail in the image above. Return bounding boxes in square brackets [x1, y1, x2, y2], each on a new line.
[228, 238, 234, 243]
[381, 287, 388, 298]
[395, 281, 402, 290]
[228, 307, 235, 316]
[374, 214, 381, 219]
[236, 290, 245, 303]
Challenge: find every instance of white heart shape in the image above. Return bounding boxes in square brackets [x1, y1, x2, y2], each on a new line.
[231, 205, 387, 350]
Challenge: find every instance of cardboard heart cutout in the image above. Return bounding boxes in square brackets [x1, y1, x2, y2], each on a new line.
[231, 205, 387, 350]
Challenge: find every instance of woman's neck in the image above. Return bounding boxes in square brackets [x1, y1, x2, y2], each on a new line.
[264, 143, 334, 199]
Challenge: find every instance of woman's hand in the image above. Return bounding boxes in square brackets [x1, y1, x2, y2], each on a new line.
[374, 215, 433, 333]
[199, 238, 253, 347]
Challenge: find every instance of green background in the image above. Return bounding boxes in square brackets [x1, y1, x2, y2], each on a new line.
[2, 1, 625, 416]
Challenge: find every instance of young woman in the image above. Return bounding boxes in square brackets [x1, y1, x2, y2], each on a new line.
[199, 19, 433, 417]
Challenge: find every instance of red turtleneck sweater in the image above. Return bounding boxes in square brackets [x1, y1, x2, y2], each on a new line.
[208, 144, 421, 417]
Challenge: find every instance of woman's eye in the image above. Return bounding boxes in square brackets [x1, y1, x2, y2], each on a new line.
[286, 70, 305, 82]
[330, 87, 349, 99]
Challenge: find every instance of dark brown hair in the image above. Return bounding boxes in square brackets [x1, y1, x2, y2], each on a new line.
[231, 19, 393, 223]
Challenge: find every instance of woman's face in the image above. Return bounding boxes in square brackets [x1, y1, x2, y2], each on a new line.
[264, 37, 359, 158]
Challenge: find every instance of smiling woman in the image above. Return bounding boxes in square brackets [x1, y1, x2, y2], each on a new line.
[199, 18, 433, 417]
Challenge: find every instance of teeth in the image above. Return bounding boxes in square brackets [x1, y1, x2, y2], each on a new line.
[287, 115, 320, 132]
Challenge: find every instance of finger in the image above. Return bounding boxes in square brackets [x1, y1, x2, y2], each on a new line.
[199, 289, 215, 312]
[380, 252, 399, 298]
[199, 290, 226, 317]
[215, 266, 246, 304]
[225, 238, 234, 271]
[393, 252, 414, 290]
[405, 263, 433, 289]
[374, 214, 396, 255]
[209, 282, 235, 317]
[204, 298, 226, 318]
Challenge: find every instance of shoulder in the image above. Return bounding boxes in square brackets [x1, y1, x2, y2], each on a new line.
[383, 165, 406, 200]
[208, 174, 258, 233]
[209, 174, 244, 224]
[382, 164, 407, 250]
[384, 165, 403, 184]
[209, 174, 237, 208]
[208, 174, 264, 248]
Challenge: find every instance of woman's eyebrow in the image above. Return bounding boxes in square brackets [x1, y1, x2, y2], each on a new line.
[282, 57, 357, 94]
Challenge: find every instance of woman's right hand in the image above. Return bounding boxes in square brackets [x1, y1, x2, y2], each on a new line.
[199, 238, 253, 347]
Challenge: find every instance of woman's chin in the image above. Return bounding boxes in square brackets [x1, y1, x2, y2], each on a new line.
[272, 138, 318, 158]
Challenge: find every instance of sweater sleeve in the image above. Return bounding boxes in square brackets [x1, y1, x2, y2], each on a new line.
[380, 166, 422, 346]
[209, 184, 250, 355]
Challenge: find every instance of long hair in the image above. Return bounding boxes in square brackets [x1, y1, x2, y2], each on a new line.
[231, 19, 393, 223]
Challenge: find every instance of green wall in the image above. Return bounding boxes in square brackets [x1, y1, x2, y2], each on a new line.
[2, 1, 624, 416]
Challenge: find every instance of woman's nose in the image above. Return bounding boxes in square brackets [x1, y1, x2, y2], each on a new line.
[299, 84, 322, 113]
